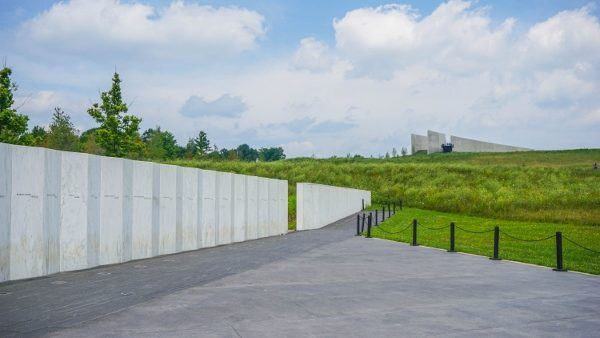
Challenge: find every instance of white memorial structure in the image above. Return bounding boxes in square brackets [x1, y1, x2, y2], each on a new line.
[0, 143, 288, 282]
[296, 183, 371, 231]
[411, 130, 531, 154]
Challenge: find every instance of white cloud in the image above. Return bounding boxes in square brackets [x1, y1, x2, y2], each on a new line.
[291, 37, 334, 72]
[17, 0, 265, 60]
[15, 90, 88, 120]
[524, 7, 600, 59]
[579, 108, 600, 124]
[179, 94, 247, 118]
[533, 68, 596, 107]
[333, 1, 515, 78]
[280, 141, 315, 158]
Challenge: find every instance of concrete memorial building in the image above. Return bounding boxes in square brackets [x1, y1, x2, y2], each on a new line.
[411, 130, 531, 154]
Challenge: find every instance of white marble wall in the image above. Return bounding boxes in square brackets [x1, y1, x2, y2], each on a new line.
[296, 183, 370, 231]
[245, 176, 259, 240]
[233, 174, 246, 243]
[60, 151, 89, 271]
[450, 135, 532, 153]
[427, 130, 446, 154]
[0, 143, 288, 282]
[129, 160, 154, 260]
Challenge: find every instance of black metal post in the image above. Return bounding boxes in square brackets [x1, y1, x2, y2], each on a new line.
[382, 206, 386, 222]
[490, 226, 501, 260]
[388, 204, 391, 218]
[356, 214, 360, 236]
[375, 210, 378, 226]
[448, 222, 455, 252]
[367, 213, 372, 238]
[361, 213, 365, 232]
[553, 232, 567, 271]
[411, 219, 418, 246]
[393, 203, 396, 214]
[362, 199, 365, 211]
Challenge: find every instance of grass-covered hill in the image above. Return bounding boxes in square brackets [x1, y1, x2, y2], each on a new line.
[169, 149, 600, 228]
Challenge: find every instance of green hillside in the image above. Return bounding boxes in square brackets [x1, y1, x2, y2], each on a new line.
[169, 149, 600, 229]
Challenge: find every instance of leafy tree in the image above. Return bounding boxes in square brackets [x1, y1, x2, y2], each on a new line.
[236, 144, 258, 161]
[401, 147, 408, 156]
[142, 126, 181, 160]
[392, 147, 398, 157]
[219, 147, 230, 159]
[80, 128, 103, 154]
[185, 130, 211, 158]
[0, 66, 30, 144]
[46, 107, 80, 151]
[87, 72, 142, 157]
[385, 152, 390, 159]
[227, 149, 238, 160]
[207, 149, 221, 160]
[259, 147, 286, 162]
[30, 125, 47, 146]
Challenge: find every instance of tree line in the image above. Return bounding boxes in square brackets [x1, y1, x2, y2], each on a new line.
[0, 67, 285, 162]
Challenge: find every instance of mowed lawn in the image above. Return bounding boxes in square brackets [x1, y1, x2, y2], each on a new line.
[368, 207, 600, 275]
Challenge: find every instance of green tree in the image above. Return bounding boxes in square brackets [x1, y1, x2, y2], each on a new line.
[236, 144, 258, 161]
[259, 147, 286, 162]
[185, 131, 211, 158]
[79, 128, 103, 155]
[142, 126, 181, 160]
[46, 107, 80, 151]
[0, 67, 30, 144]
[219, 147, 230, 159]
[30, 125, 47, 146]
[87, 72, 142, 157]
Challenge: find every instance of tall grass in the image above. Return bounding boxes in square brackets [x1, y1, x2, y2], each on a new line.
[168, 149, 600, 228]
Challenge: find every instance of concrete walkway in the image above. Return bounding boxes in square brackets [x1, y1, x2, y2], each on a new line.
[1, 214, 599, 337]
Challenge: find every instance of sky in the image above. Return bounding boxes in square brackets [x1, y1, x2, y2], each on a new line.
[0, 0, 599, 157]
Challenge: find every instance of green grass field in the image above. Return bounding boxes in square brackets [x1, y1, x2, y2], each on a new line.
[169, 149, 600, 229]
[367, 207, 600, 274]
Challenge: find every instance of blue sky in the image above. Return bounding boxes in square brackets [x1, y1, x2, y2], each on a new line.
[1, 0, 599, 156]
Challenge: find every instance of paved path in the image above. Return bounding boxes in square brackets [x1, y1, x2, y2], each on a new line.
[1, 214, 599, 337]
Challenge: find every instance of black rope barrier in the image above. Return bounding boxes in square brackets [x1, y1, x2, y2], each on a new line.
[374, 222, 412, 235]
[454, 225, 495, 234]
[563, 236, 600, 254]
[362, 214, 598, 273]
[419, 224, 450, 231]
[499, 230, 555, 243]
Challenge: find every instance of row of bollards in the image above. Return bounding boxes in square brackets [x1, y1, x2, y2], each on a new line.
[369, 218, 569, 272]
[356, 212, 374, 237]
[356, 201, 401, 237]
[377, 203, 399, 224]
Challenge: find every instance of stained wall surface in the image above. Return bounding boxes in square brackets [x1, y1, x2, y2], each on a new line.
[296, 183, 370, 231]
[451, 135, 532, 153]
[411, 134, 428, 154]
[0, 143, 288, 282]
[427, 130, 446, 154]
